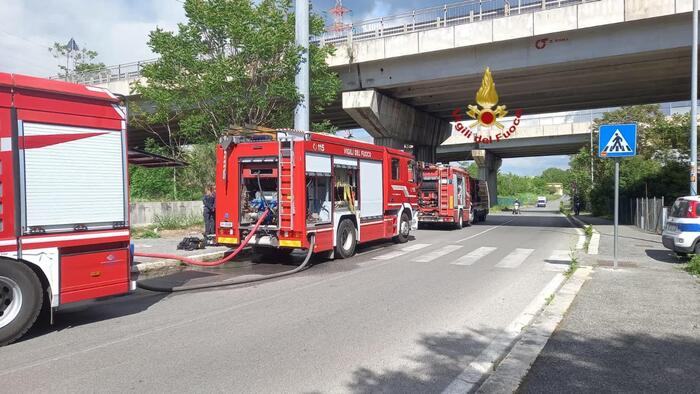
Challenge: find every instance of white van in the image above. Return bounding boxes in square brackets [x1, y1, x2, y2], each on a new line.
[662, 196, 700, 255]
[536, 196, 547, 208]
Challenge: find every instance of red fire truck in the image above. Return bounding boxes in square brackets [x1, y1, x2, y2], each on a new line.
[417, 163, 490, 228]
[417, 163, 472, 228]
[0, 74, 132, 346]
[215, 130, 419, 258]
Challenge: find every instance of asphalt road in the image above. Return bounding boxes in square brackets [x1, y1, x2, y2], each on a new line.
[2, 202, 579, 393]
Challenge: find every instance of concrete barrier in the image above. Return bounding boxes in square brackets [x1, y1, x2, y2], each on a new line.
[130, 200, 202, 227]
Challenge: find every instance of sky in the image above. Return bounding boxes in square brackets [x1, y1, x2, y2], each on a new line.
[0, 0, 569, 176]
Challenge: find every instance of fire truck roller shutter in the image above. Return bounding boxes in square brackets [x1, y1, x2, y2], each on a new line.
[333, 156, 357, 168]
[306, 153, 333, 226]
[359, 160, 383, 218]
[305, 153, 331, 174]
[21, 122, 126, 232]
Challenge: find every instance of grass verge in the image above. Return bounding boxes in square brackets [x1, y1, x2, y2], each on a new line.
[132, 227, 160, 239]
[153, 213, 204, 230]
[132, 213, 204, 239]
[685, 255, 700, 276]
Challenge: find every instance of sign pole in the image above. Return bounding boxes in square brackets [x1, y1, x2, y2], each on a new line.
[692, 0, 698, 195]
[599, 123, 636, 270]
[614, 158, 619, 269]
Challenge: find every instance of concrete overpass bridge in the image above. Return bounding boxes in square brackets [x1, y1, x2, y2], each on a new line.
[68, 0, 695, 202]
[324, 0, 695, 158]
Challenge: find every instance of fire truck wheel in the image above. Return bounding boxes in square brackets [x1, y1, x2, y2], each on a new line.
[0, 261, 43, 347]
[335, 219, 357, 259]
[393, 213, 411, 244]
[455, 210, 464, 229]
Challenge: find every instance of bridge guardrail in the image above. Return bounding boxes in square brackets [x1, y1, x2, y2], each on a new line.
[58, 0, 595, 85]
[316, 0, 590, 45]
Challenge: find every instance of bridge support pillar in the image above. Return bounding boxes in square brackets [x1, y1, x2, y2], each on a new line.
[374, 137, 405, 149]
[472, 149, 501, 207]
[413, 145, 436, 163]
[342, 89, 450, 162]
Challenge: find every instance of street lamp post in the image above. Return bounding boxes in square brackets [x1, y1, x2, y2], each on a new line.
[294, 0, 310, 132]
[691, 0, 698, 195]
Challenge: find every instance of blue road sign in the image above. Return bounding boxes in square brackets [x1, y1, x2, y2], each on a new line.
[599, 123, 637, 158]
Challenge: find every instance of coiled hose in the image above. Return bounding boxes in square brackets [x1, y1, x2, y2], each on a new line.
[134, 209, 271, 267]
[134, 208, 316, 292]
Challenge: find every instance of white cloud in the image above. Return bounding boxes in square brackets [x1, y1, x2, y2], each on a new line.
[0, 0, 185, 77]
[359, 0, 393, 20]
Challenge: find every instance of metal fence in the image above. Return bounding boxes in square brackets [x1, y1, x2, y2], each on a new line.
[49, 58, 157, 85]
[315, 0, 594, 45]
[629, 197, 668, 234]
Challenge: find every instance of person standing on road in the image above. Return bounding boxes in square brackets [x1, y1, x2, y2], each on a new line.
[574, 197, 581, 216]
[203, 185, 216, 243]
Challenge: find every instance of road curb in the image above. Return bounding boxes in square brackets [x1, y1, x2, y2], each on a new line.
[563, 214, 586, 250]
[569, 216, 600, 255]
[475, 266, 592, 393]
[442, 273, 568, 394]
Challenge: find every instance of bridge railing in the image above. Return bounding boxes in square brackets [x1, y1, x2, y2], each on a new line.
[60, 0, 594, 84]
[49, 58, 158, 85]
[316, 0, 592, 45]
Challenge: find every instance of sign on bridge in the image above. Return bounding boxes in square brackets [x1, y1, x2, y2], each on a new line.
[598, 124, 637, 158]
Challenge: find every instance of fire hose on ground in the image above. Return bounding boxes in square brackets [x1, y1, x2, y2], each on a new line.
[134, 209, 316, 292]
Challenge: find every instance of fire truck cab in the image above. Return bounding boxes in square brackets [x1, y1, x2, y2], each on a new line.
[215, 130, 418, 258]
[0, 74, 131, 346]
[417, 163, 473, 229]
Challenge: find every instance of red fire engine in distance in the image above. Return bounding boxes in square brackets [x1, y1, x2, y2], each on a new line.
[417, 162, 490, 229]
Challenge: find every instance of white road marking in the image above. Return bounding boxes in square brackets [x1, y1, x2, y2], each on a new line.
[442, 273, 566, 394]
[563, 215, 587, 250]
[452, 247, 498, 266]
[412, 245, 463, 263]
[494, 248, 534, 269]
[456, 219, 514, 243]
[575, 227, 586, 250]
[588, 232, 600, 255]
[544, 250, 571, 272]
[372, 243, 431, 260]
[371, 250, 406, 260]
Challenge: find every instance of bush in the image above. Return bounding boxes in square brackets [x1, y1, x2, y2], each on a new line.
[153, 213, 203, 230]
[129, 140, 215, 202]
[686, 255, 700, 276]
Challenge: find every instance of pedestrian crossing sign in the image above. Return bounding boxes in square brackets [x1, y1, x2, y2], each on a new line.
[599, 123, 637, 158]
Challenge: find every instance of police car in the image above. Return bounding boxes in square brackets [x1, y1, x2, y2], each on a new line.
[662, 196, 700, 255]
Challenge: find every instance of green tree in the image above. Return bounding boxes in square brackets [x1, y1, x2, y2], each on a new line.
[132, 0, 341, 150]
[568, 104, 691, 216]
[541, 167, 568, 184]
[129, 140, 218, 201]
[49, 40, 105, 80]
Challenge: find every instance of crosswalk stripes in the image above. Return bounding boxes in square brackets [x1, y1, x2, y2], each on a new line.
[451, 246, 498, 266]
[372, 243, 431, 260]
[544, 250, 572, 272]
[412, 245, 464, 263]
[372, 243, 565, 271]
[494, 248, 535, 269]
